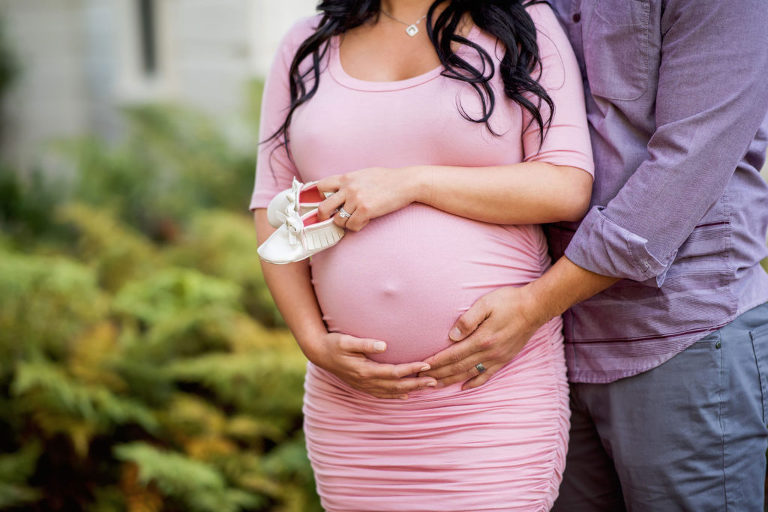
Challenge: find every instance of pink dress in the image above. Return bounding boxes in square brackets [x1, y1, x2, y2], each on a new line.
[250, 5, 593, 511]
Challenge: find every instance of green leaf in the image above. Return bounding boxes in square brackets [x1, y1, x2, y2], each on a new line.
[114, 442, 262, 512]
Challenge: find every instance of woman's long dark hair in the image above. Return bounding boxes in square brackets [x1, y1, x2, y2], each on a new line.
[267, 0, 553, 153]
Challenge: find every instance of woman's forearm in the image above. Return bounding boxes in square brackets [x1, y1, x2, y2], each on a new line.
[409, 162, 593, 225]
[254, 210, 327, 361]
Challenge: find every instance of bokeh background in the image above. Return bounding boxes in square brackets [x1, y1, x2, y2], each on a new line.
[0, 1, 322, 511]
[0, 2, 766, 512]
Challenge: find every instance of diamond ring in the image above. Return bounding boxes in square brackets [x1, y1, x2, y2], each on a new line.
[338, 207, 352, 219]
[475, 363, 487, 374]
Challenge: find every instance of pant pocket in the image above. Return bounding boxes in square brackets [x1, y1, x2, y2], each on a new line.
[749, 322, 768, 424]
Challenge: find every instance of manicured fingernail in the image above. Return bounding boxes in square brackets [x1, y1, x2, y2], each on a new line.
[449, 328, 462, 341]
[373, 342, 386, 352]
[400, 395, 409, 400]
[420, 364, 431, 372]
[425, 381, 437, 387]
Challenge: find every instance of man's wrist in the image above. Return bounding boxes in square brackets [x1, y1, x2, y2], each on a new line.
[524, 256, 620, 324]
[518, 281, 557, 331]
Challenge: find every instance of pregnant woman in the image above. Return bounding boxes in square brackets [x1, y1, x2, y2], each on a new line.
[251, 1, 593, 510]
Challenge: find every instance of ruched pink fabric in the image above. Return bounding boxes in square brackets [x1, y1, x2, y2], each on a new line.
[304, 318, 569, 512]
[250, 4, 593, 511]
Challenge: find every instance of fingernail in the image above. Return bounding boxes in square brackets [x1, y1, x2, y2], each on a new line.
[425, 381, 437, 387]
[449, 328, 462, 341]
[420, 364, 431, 372]
[400, 395, 409, 400]
[373, 342, 386, 352]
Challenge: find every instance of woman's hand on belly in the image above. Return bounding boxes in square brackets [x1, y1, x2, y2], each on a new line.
[314, 332, 438, 399]
[315, 167, 418, 232]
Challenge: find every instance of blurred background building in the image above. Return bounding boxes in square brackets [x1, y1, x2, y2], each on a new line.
[0, 0, 316, 170]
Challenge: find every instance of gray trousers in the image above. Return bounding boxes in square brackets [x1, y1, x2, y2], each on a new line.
[553, 302, 768, 512]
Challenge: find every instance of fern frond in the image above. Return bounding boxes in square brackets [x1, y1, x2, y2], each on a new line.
[166, 350, 306, 419]
[0, 482, 42, 509]
[13, 360, 158, 437]
[0, 441, 41, 483]
[114, 443, 262, 512]
[0, 250, 107, 373]
[112, 268, 241, 327]
[57, 203, 157, 292]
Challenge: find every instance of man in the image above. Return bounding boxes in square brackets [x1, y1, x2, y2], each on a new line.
[421, 0, 768, 510]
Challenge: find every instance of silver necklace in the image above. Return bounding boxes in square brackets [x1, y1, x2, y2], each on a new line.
[380, 9, 428, 37]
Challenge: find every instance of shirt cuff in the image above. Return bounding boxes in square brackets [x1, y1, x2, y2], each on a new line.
[564, 206, 675, 287]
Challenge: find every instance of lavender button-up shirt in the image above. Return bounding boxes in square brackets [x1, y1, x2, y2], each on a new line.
[547, 0, 768, 383]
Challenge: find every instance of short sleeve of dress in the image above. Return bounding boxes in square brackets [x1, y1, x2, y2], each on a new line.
[249, 16, 320, 211]
[521, 3, 594, 176]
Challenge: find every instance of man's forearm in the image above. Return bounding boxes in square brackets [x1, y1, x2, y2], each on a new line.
[523, 256, 620, 327]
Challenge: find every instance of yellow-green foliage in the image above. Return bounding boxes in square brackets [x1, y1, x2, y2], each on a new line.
[166, 210, 281, 326]
[57, 203, 158, 292]
[60, 104, 256, 237]
[0, 442, 42, 509]
[113, 269, 242, 327]
[0, 95, 319, 511]
[0, 250, 108, 376]
[0, 206, 319, 511]
[115, 442, 264, 512]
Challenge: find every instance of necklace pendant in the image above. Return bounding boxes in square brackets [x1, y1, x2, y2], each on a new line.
[406, 24, 419, 37]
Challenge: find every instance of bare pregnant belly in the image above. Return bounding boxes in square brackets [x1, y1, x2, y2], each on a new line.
[310, 204, 549, 364]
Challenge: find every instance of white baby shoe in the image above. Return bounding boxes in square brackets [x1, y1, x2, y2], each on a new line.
[267, 177, 333, 228]
[257, 209, 345, 264]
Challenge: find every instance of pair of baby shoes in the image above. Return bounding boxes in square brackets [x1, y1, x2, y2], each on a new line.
[257, 178, 345, 264]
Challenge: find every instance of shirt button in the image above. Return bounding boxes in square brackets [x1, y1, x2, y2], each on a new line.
[572, 12, 581, 23]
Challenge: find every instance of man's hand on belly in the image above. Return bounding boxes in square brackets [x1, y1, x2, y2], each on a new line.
[314, 333, 438, 399]
[420, 286, 542, 390]
[421, 257, 619, 389]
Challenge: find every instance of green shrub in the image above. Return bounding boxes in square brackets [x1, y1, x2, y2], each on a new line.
[0, 249, 108, 377]
[113, 268, 242, 327]
[114, 442, 263, 512]
[167, 347, 305, 424]
[57, 203, 158, 292]
[166, 210, 281, 326]
[60, 104, 257, 240]
[0, 165, 66, 243]
[0, 75, 320, 509]
[0, 216, 318, 510]
[0, 442, 42, 509]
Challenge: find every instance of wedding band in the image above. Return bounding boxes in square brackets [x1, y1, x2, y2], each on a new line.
[338, 207, 352, 219]
[475, 363, 487, 374]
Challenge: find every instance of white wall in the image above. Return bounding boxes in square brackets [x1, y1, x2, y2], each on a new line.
[0, 0, 91, 168]
[0, 0, 318, 170]
[250, 0, 317, 77]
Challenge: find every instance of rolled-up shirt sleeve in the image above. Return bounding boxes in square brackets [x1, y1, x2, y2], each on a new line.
[565, 0, 768, 286]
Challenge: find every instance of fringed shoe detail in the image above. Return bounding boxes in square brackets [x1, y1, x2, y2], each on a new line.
[258, 209, 345, 264]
